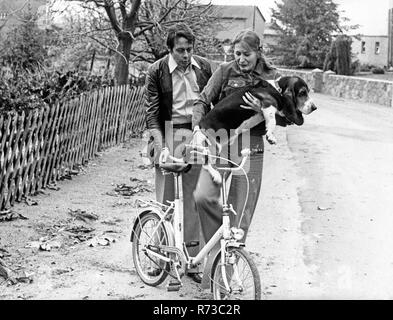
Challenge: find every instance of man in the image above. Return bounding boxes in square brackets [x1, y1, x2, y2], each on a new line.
[144, 23, 212, 283]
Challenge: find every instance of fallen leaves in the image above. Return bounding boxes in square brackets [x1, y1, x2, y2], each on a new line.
[0, 260, 34, 286]
[0, 210, 28, 222]
[64, 225, 95, 243]
[51, 267, 74, 276]
[0, 260, 8, 280]
[101, 218, 123, 226]
[106, 178, 153, 198]
[46, 183, 60, 191]
[0, 248, 11, 259]
[113, 184, 153, 197]
[65, 225, 95, 234]
[25, 238, 62, 251]
[88, 235, 116, 247]
[25, 220, 97, 251]
[317, 206, 332, 211]
[22, 197, 38, 206]
[137, 164, 152, 170]
[68, 209, 99, 222]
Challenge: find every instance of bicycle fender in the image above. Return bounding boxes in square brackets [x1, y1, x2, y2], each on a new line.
[226, 241, 245, 249]
[201, 246, 221, 290]
[203, 241, 245, 290]
[130, 207, 174, 246]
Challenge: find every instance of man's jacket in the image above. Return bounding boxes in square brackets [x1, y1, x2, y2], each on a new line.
[145, 54, 212, 134]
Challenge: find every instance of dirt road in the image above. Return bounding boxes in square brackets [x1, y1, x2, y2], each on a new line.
[1, 93, 393, 300]
[287, 93, 393, 299]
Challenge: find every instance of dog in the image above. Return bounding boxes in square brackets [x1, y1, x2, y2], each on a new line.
[196, 76, 317, 183]
[199, 76, 317, 145]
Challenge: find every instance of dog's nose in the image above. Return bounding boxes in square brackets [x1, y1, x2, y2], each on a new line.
[311, 105, 317, 112]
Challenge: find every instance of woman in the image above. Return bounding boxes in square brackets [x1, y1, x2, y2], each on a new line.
[192, 30, 282, 246]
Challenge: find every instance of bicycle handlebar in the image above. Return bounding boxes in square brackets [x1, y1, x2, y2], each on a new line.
[185, 144, 250, 172]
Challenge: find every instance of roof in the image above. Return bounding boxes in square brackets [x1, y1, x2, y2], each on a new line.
[211, 5, 265, 22]
[357, 35, 388, 38]
[264, 21, 282, 36]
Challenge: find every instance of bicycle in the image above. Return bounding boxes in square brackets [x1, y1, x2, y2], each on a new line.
[130, 145, 261, 300]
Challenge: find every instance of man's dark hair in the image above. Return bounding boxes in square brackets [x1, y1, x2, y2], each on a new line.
[166, 23, 195, 50]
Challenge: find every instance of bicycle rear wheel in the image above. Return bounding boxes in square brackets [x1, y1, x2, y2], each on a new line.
[211, 247, 261, 300]
[132, 211, 171, 286]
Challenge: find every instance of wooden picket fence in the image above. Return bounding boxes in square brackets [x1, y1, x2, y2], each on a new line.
[0, 85, 146, 210]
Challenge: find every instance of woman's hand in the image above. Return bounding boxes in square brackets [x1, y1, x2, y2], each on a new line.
[159, 147, 170, 164]
[240, 92, 262, 112]
[191, 127, 211, 147]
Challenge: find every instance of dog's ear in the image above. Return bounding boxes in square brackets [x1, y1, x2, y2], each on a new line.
[283, 86, 296, 106]
[277, 76, 293, 88]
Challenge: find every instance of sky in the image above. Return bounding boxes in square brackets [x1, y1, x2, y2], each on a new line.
[209, 0, 391, 35]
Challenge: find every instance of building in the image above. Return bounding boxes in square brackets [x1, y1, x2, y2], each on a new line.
[352, 35, 389, 68]
[262, 20, 282, 52]
[212, 5, 266, 42]
[352, 0, 393, 68]
[388, 0, 393, 67]
[205, 5, 265, 61]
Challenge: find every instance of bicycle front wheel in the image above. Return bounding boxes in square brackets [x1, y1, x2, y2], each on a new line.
[132, 211, 171, 286]
[212, 247, 261, 300]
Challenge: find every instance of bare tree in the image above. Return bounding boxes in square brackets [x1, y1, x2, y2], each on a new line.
[0, 0, 29, 32]
[50, 0, 219, 85]
[79, 0, 142, 85]
[135, 0, 218, 63]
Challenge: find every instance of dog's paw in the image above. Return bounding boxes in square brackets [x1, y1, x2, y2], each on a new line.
[228, 134, 238, 146]
[266, 133, 277, 145]
[203, 165, 222, 184]
[210, 169, 222, 184]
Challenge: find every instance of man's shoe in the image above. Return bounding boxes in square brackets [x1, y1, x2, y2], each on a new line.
[147, 268, 161, 277]
[187, 272, 203, 284]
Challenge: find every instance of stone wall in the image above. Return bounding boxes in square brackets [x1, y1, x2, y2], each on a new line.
[322, 75, 393, 107]
[278, 68, 393, 107]
[278, 68, 315, 88]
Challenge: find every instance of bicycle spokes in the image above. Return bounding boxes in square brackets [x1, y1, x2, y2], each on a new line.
[212, 248, 260, 300]
[132, 212, 171, 286]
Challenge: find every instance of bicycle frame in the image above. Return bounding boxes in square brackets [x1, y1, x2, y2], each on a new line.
[140, 172, 243, 291]
[134, 147, 251, 290]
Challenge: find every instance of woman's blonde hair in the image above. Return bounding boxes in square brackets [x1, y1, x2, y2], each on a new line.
[232, 30, 274, 71]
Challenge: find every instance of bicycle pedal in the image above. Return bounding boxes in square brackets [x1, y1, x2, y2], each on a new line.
[166, 280, 182, 292]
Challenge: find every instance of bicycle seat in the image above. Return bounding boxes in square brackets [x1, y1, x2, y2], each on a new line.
[159, 162, 192, 173]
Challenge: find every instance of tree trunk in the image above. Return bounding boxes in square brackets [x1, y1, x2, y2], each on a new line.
[335, 36, 351, 76]
[114, 34, 133, 85]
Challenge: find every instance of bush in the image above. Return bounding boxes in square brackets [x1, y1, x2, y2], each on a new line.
[323, 35, 352, 75]
[0, 67, 113, 113]
[0, 69, 47, 112]
[350, 59, 361, 75]
[0, 4, 47, 72]
[371, 67, 385, 74]
[359, 64, 376, 72]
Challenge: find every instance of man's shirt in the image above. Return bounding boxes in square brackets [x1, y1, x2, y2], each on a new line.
[168, 54, 201, 124]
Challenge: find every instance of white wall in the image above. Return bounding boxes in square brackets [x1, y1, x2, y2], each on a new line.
[352, 36, 389, 67]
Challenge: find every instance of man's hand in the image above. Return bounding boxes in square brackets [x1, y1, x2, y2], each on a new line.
[240, 92, 262, 112]
[159, 147, 170, 164]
